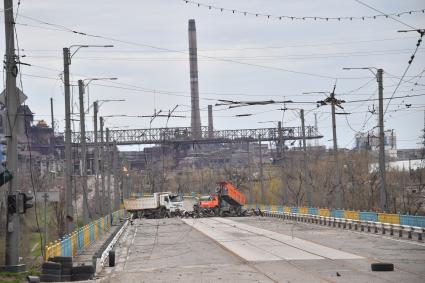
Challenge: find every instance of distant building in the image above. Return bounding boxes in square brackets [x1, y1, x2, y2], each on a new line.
[354, 129, 397, 158]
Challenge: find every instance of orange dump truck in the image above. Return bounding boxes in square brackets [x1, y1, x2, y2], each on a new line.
[194, 181, 247, 216]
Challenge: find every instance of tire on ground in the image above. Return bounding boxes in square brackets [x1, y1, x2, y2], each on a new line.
[60, 262, 73, 269]
[61, 274, 71, 282]
[61, 267, 72, 275]
[109, 250, 116, 267]
[371, 263, 394, 272]
[42, 268, 61, 276]
[40, 274, 61, 282]
[42, 261, 62, 270]
[51, 256, 72, 263]
[71, 265, 95, 274]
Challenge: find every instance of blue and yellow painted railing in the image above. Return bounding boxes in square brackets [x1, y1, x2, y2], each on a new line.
[44, 210, 126, 261]
[245, 204, 425, 228]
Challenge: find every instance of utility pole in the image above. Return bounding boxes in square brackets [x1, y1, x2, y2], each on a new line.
[314, 84, 344, 209]
[377, 69, 388, 211]
[344, 67, 389, 211]
[63, 47, 74, 234]
[278, 122, 287, 205]
[93, 102, 100, 217]
[106, 127, 111, 216]
[3, 0, 24, 271]
[78, 80, 89, 224]
[50, 98, 55, 133]
[113, 141, 120, 211]
[247, 142, 253, 203]
[314, 113, 318, 147]
[100, 117, 105, 215]
[316, 84, 345, 209]
[301, 109, 311, 206]
[258, 135, 265, 204]
[330, 92, 342, 209]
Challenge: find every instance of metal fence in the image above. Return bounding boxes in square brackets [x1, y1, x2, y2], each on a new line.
[246, 204, 425, 228]
[44, 210, 126, 261]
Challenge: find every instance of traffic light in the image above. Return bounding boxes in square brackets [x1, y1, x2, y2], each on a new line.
[7, 194, 17, 214]
[18, 192, 34, 214]
[0, 138, 12, 187]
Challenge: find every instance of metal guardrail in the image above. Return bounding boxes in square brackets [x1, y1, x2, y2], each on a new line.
[44, 210, 126, 261]
[259, 209, 424, 242]
[246, 204, 425, 227]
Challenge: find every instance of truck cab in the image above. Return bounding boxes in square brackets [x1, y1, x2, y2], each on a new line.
[198, 195, 219, 208]
[159, 193, 184, 213]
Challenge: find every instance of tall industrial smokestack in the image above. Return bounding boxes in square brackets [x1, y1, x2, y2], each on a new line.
[188, 19, 202, 139]
[208, 105, 213, 138]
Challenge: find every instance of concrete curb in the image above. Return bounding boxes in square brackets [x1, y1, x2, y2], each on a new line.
[93, 219, 129, 274]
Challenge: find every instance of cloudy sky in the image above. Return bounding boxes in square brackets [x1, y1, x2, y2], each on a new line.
[1, 0, 424, 149]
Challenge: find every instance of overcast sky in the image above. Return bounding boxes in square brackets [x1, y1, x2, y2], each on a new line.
[1, 0, 425, 150]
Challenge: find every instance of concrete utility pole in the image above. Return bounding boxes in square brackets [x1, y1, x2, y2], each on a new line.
[247, 142, 253, 202]
[63, 47, 74, 234]
[258, 135, 265, 204]
[3, 0, 24, 271]
[113, 141, 120, 211]
[330, 93, 342, 209]
[278, 122, 287, 205]
[100, 117, 105, 215]
[106, 128, 111, 216]
[314, 113, 319, 147]
[343, 66, 388, 211]
[50, 98, 55, 133]
[300, 109, 311, 206]
[78, 80, 89, 224]
[377, 69, 388, 212]
[93, 102, 100, 217]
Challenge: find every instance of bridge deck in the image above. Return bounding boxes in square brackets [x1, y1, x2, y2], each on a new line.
[97, 217, 425, 282]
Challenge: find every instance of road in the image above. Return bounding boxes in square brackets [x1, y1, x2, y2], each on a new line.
[97, 216, 425, 282]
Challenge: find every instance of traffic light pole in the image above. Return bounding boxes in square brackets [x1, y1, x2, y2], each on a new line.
[2, 0, 25, 272]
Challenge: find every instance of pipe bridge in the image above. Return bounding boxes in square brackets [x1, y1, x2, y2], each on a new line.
[70, 126, 322, 146]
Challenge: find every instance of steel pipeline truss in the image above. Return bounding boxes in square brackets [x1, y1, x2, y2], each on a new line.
[68, 126, 322, 146]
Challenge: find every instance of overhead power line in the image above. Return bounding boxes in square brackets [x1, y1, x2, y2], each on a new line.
[353, 0, 417, 29]
[1, 8, 382, 81]
[384, 29, 425, 115]
[183, 0, 424, 23]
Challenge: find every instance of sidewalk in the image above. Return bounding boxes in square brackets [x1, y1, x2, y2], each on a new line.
[73, 223, 122, 266]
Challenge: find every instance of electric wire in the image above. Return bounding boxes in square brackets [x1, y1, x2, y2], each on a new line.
[183, 0, 424, 23]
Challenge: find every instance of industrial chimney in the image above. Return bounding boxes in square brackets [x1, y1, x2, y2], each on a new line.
[188, 19, 202, 139]
[208, 105, 213, 138]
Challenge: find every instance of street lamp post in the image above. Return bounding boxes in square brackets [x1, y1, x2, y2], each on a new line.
[63, 44, 113, 233]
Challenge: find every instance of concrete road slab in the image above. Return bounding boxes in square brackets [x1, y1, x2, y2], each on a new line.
[183, 217, 361, 261]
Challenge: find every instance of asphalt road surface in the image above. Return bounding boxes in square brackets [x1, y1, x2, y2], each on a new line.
[97, 216, 425, 282]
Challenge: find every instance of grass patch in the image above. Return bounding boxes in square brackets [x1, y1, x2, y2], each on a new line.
[0, 269, 40, 283]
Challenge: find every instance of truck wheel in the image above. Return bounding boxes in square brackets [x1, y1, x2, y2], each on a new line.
[213, 207, 220, 216]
